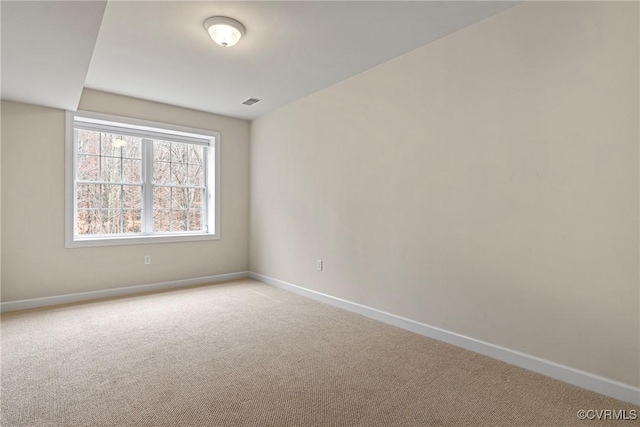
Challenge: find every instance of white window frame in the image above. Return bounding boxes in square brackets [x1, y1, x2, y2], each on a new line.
[65, 110, 220, 248]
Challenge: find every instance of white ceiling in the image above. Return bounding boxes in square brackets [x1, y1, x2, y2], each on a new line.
[2, 1, 516, 120]
[1, 1, 107, 110]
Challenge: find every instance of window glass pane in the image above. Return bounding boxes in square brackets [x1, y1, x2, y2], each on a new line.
[122, 159, 141, 183]
[76, 209, 100, 235]
[187, 164, 203, 186]
[123, 185, 141, 209]
[124, 210, 142, 233]
[171, 210, 187, 232]
[188, 210, 202, 231]
[101, 185, 122, 209]
[122, 137, 142, 159]
[101, 157, 122, 182]
[77, 184, 100, 209]
[153, 186, 171, 210]
[77, 155, 100, 181]
[101, 210, 122, 234]
[189, 188, 203, 210]
[77, 130, 100, 155]
[153, 161, 170, 184]
[172, 188, 188, 210]
[101, 133, 123, 157]
[171, 163, 187, 185]
[171, 142, 189, 163]
[188, 145, 203, 165]
[153, 210, 171, 232]
[153, 141, 170, 162]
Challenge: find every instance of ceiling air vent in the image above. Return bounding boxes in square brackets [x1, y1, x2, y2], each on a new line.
[242, 97, 261, 106]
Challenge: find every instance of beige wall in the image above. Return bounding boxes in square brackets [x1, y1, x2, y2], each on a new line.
[250, 1, 639, 387]
[0, 101, 2, 299]
[1, 89, 250, 301]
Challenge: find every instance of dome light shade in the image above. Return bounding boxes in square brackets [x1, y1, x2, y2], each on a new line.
[204, 16, 245, 47]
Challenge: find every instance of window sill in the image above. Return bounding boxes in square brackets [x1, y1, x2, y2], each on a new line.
[66, 233, 220, 248]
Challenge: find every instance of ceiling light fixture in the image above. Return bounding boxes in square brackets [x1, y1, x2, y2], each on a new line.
[204, 16, 245, 48]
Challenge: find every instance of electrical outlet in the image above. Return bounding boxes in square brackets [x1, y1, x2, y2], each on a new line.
[144, 255, 151, 265]
[317, 260, 323, 271]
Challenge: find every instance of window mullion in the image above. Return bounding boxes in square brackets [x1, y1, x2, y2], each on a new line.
[142, 139, 154, 234]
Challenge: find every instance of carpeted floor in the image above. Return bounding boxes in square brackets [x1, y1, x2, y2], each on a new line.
[1, 279, 637, 426]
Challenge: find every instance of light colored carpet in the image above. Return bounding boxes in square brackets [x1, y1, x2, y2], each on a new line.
[1, 279, 637, 426]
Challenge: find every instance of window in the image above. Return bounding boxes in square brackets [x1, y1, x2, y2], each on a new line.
[65, 111, 220, 247]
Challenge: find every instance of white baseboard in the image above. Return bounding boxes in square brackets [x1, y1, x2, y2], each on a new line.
[0, 271, 249, 313]
[249, 272, 640, 406]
